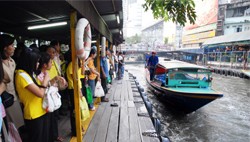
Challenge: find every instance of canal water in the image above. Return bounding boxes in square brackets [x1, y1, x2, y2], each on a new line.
[125, 63, 250, 142]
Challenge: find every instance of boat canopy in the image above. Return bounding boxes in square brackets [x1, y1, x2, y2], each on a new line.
[157, 58, 208, 71]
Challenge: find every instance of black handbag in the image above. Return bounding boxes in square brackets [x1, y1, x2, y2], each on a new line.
[1, 91, 14, 108]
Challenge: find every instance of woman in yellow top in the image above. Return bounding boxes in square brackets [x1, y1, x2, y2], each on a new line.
[87, 48, 101, 110]
[15, 49, 50, 142]
[66, 57, 83, 136]
[45, 46, 66, 142]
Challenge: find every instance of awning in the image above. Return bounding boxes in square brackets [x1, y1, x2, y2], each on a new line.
[202, 30, 250, 47]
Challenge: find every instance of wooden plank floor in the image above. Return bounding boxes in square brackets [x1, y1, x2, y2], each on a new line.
[83, 72, 160, 142]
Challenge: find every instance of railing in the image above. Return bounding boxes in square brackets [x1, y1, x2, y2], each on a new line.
[202, 51, 250, 69]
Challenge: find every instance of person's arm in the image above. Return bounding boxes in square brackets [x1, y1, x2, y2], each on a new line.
[26, 84, 46, 98]
[26, 73, 49, 98]
[147, 57, 151, 67]
[90, 68, 101, 81]
[0, 82, 6, 95]
[101, 66, 106, 78]
[100, 58, 106, 78]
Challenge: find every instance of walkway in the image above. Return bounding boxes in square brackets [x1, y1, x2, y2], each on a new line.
[83, 72, 160, 142]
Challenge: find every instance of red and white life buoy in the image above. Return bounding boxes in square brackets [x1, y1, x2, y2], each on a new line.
[75, 18, 92, 59]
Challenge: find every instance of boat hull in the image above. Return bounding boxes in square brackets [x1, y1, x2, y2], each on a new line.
[146, 69, 223, 113]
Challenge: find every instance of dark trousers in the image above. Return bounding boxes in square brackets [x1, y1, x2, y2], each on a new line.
[25, 113, 49, 142]
[81, 78, 87, 97]
[150, 68, 155, 80]
[59, 89, 69, 115]
[100, 76, 108, 101]
[68, 89, 76, 136]
[49, 110, 59, 141]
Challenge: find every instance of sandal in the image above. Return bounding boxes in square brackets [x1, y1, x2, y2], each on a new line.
[101, 98, 109, 102]
[56, 136, 64, 142]
[110, 103, 118, 107]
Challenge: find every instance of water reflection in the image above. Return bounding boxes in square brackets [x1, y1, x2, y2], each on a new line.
[126, 64, 250, 142]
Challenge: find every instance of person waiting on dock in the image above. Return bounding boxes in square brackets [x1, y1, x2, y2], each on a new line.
[0, 53, 7, 141]
[147, 51, 159, 81]
[100, 48, 110, 102]
[45, 45, 66, 142]
[37, 52, 67, 142]
[87, 48, 101, 110]
[15, 48, 50, 142]
[66, 56, 84, 136]
[114, 51, 118, 79]
[0, 34, 25, 137]
[118, 52, 124, 80]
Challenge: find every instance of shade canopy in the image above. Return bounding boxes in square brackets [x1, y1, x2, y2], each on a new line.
[0, 0, 124, 45]
[203, 31, 250, 47]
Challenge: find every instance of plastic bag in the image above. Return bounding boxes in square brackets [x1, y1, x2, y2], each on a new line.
[86, 86, 93, 104]
[8, 122, 22, 142]
[80, 97, 90, 121]
[43, 85, 62, 112]
[106, 76, 111, 84]
[94, 81, 105, 97]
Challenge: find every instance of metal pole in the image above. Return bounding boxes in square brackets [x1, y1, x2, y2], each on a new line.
[219, 52, 222, 67]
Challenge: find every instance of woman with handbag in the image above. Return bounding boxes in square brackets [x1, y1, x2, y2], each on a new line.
[37, 51, 68, 142]
[45, 46, 66, 142]
[15, 48, 50, 142]
[0, 34, 24, 133]
[87, 48, 101, 110]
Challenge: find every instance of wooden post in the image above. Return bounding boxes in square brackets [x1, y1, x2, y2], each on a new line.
[110, 43, 113, 51]
[106, 40, 109, 50]
[70, 11, 82, 142]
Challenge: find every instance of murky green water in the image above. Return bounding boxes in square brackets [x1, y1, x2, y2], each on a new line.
[126, 63, 250, 142]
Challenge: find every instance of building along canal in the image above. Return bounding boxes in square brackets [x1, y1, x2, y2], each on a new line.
[125, 63, 250, 142]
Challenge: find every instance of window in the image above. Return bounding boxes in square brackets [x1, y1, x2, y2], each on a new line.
[236, 25, 242, 32]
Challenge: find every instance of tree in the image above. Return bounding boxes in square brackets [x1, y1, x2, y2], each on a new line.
[142, 0, 197, 26]
[125, 34, 141, 44]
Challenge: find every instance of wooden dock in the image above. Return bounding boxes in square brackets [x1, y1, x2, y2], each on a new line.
[83, 72, 160, 142]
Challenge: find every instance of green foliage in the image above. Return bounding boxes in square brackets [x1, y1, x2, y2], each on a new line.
[142, 0, 197, 26]
[125, 34, 141, 44]
[164, 37, 168, 44]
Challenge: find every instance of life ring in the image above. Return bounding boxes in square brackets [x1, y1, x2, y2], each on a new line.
[75, 18, 92, 59]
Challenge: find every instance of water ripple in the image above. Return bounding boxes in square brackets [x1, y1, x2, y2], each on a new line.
[126, 64, 250, 142]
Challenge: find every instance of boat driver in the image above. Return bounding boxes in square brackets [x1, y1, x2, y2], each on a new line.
[147, 51, 159, 80]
